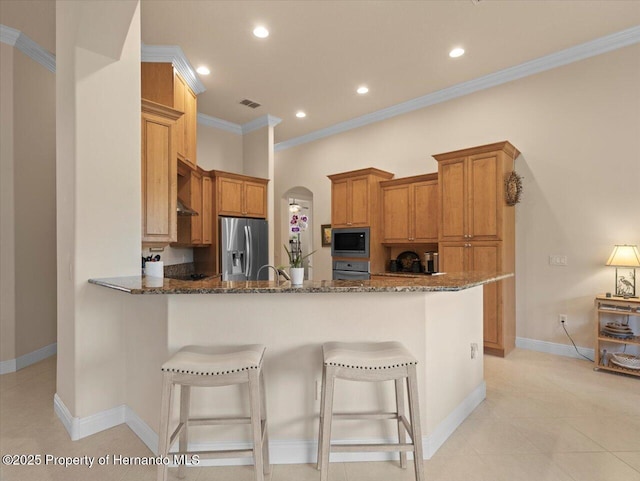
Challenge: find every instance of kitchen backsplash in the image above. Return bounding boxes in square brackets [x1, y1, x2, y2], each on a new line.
[141, 245, 193, 266]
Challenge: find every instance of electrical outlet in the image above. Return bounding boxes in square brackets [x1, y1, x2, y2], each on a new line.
[470, 343, 479, 359]
[559, 314, 567, 325]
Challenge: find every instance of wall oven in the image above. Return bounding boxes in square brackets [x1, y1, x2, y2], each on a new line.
[331, 227, 370, 258]
[332, 260, 370, 281]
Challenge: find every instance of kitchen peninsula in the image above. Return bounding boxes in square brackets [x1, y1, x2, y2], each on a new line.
[88, 272, 510, 462]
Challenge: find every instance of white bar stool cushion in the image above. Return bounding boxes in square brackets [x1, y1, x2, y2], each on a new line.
[323, 341, 417, 370]
[161, 344, 266, 375]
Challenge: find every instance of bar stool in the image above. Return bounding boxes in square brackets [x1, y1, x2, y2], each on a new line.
[317, 341, 424, 481]
[157, 344, 270, 481]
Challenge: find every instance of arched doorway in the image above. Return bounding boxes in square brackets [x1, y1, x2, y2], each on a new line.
[281, 187, 314, 280]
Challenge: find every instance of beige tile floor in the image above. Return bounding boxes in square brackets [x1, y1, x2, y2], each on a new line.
[1, 349, 639, 481]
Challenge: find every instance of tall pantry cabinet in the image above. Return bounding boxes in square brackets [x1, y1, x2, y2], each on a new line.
[434, 141, 519, 357]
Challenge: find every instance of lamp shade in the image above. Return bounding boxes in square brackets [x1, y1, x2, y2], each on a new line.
[606, 244, 640, 267]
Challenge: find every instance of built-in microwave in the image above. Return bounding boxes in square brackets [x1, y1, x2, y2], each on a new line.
[331, 227, 370, 258]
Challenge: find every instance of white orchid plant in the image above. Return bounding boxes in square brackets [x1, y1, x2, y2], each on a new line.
[284, 213, 316, 268]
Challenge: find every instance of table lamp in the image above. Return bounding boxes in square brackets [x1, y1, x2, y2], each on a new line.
[606, 244, 640, 298]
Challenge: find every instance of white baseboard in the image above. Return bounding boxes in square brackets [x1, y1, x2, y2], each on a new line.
[54, 394, 126, 441]
[53, 381, 486, 464]
[516, 337, 594, 360]
[0, 358, 17, 375]
[0, 342, 57, 375]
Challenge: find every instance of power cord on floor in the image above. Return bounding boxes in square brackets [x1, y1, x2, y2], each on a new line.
[561, 320, 594, 362]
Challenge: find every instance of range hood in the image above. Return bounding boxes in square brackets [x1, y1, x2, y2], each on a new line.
[177, 199, 198, 216]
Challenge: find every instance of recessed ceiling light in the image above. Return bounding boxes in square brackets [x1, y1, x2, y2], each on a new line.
[296, 111, 306, 118]
[253, 26, 269, 38]
[357, 86, 369, 95]
[449, 47, 465, 58]
[196, 66, 210, 75]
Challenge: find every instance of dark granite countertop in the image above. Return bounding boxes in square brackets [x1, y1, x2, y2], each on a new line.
[88, 271, 513, 295]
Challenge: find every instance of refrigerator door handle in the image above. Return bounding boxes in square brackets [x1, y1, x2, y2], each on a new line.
[244, 225, 251, 277]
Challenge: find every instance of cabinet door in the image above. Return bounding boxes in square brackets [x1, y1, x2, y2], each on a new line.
[183, 85, 197, 167]
[439, 242, 468, 273]
[413, 181, 438, 242]
[331, 179, 349, 227]
[173, 72, 186, 162]
[349, 177, 370, 226]
[470, 242, 502, 347]
[244, 181, 267, 218]
[439, 158, 466, 240]
[469, 153, 500, 240]
[190, 172, 203, 244]
[217, 176, 244, 216]
[382, 184, 411, 242]
[201, 176, 212, 244]
[141, 113, 177, 244]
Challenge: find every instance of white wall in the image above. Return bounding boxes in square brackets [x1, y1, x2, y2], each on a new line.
[0, 10, 57, 367]
[275, 44, 640, 350]
[13, 50, 57, 359]
[197, 123, 243, 172]
[0, 43, 16, 364]
[56, 0, 141, 416]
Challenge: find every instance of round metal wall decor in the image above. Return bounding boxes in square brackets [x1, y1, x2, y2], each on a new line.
[505, 171, 523, 206]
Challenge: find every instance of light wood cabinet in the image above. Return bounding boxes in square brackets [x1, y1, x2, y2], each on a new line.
[438, 150, 505, 241]
[435, 141, 519, 357]
[381, 173, 438, 243]
[141, 100, 182, 246]
[439, 241, 505, 350]
[213, 171, 268, 219]
[142, 63, 197, 167]
[193, 170, 269, 276]
[328, 168, 393, 228]
[201, 176, 213, 244]
[328, 168, 394, 275]
[173, 166, 214, 247]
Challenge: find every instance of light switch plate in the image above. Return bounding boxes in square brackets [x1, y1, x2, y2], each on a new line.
[549, 255, 568, 266]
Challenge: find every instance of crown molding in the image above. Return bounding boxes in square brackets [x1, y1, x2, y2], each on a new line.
[275, 25, 640, 152]
[242, 114, 283, 134]
[198, 113, 283, 136]
[141, 44, 206, 95]
[0, 24, 56, 73]
[198, 113, 243, 135]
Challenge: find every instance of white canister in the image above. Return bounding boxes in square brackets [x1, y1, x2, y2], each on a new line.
[145, 261, 164, 278]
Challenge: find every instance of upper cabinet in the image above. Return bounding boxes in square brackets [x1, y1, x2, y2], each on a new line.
[435, 142, 518, 242]
[212, 171, 269, 219]
[141, 100, 182, 246]
[142, 63, 197, 168]
[380, 173, 438, 243]
[328, 168, 393, 228]
[173, 162, 213, 247]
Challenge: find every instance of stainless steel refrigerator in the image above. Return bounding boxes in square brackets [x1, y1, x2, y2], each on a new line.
[220, 217, 269, 281]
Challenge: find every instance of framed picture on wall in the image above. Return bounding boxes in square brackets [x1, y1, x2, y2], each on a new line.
[321, 224, 332, 247]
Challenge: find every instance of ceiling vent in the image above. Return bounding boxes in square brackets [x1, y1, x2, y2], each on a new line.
[239, 98, 262, 109]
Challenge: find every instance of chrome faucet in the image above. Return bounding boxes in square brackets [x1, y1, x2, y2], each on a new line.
[257, 265, 291, 283]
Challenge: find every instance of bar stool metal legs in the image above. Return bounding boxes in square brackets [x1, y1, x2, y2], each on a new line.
[157, 345, 270, 481]
[317, 342, 425, 481]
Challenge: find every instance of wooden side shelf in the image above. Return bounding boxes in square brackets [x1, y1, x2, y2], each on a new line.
[594, 295, 640, 378]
